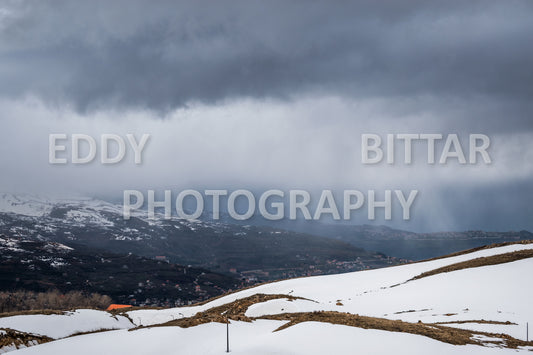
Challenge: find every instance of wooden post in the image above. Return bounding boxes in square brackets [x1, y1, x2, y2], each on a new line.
[226, 319, 230, 353]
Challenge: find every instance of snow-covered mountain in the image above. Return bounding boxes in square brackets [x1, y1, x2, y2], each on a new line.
[2, 241, 532, 354]
[0, 193, 395, 280]
[0, 192, 127, 225]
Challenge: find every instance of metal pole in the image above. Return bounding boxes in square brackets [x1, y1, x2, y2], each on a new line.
[527, 322, 529, 342]
[226, 320, 230, 353]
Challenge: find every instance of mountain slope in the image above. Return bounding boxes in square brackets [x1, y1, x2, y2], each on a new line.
[3, 241, 533, 354]
[0, 193, 399, 280]
[0, 235, 239, 307]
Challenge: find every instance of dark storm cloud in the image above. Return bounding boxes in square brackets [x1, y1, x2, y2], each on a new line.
[1, 0, 533, 121]
[1, 0, 533, 233]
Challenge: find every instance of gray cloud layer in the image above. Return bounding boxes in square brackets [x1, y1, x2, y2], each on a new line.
[1, 1, 533, 232]
[1, 0, 533, 119]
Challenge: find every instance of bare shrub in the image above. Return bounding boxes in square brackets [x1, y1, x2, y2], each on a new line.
[0, 290, 112, 313]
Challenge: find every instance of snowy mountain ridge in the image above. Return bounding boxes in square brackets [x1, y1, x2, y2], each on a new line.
[0, 193, 395, 280]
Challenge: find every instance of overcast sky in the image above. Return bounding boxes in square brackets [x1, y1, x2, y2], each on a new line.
[1, 0, 532, 232]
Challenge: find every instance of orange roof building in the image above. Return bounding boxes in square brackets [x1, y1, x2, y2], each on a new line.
[106, 304, 133, 311]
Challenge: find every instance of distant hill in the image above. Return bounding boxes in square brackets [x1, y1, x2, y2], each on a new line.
[0, 193, 396, 282]
[0, 234, 238, 307]
[249, 219, 533, 260]
[322, 225, 532, 260]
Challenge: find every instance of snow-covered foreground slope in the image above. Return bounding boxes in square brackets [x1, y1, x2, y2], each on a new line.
[5, 242, 533, 354]
[10, 321, 529, 355]
[0, 310, 133, 339]
[128, 243, 533, 328]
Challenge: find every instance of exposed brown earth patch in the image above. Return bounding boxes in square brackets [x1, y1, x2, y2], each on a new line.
[421, 240, 533, 263]
[0, 328, 52, 351]
[67, 328, 121, 338]
[411, 249, 533, 281]
[433, 320, 517, 325]
[133, 294, 309, 329]
[260, 311, 532, 349]
[132, 292, 533, 349]
[394, 308, 430, 314]
[0, 309, 65, 319]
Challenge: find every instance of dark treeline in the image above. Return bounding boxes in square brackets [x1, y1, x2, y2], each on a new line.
[0, 290, 112, 313]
